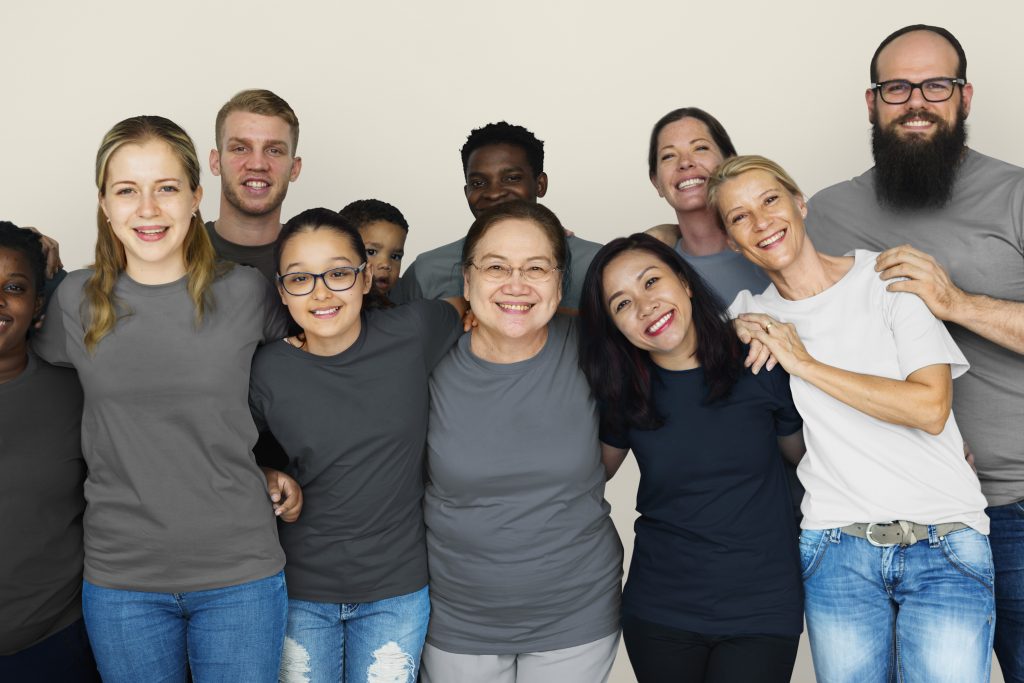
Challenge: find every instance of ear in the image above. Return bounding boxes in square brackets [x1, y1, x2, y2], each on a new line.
[277, 281, 288, 307]
[209, 148, 222, 176]
[463, 268, 472, 302]
[726, 234, 741, 253]
[98, 191, 109, 222]
[650, 173, 664, 198]
[362, 267, 372, 295]
[534, 172, 548, 198]
[32, 295, 45, 320]
[796, 194, 808, 219]
[865, 88, 877, 125]
[191, 185, 203, 215]
[960, 81, 974, 119]
[289, 156, 303, 182]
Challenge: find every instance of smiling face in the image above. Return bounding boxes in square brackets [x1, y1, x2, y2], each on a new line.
[358, 220, 407, 293]
[463, 218, 562, 348]
[602, 249, 697, 370]
[651, 117, 727, 215]
[868, 30, 972, 144]
[0, 247, 42, 367]
[716, 169, 809, 275]
[277, 228, 370, 356]
[210, 111, 302, 218]
[99, 138, 202, 283]
[464, 144, 547, 218]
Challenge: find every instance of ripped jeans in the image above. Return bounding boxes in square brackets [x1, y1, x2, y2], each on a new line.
[280, 585, 429, 683]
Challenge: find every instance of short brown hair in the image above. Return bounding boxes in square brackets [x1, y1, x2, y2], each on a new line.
[214, 89, 299, 152]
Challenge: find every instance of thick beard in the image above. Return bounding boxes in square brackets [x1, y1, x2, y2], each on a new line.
[871, 108, 968, 211]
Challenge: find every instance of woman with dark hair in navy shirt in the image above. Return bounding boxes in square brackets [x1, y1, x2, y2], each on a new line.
[578, 233, 805, 683]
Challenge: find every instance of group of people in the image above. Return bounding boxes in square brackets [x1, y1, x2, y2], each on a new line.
[3, 22, 1022, 683]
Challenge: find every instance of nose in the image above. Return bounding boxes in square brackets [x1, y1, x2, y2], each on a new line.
[245, 150, 269, 170]
[905, 83, 929, 109]
[311, 274, 332, 299]
[677, 153, 695, 169]
[137, 190, 159, 218]
[482, 183, 506, 200]
[637, 293, 660, 318]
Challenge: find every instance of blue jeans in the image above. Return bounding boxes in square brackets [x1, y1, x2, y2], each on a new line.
[988, 501, 1024, 683]
[280, 585, 429, 683]
[82, 571, 287, 683]
[800, 527, 994, 683]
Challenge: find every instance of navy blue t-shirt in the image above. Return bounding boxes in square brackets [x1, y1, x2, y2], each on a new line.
[602, 362, 804, 636]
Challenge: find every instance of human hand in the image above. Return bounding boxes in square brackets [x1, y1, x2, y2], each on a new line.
[875, 245, 964, 321]
[24, 226, 63, 279]
[733, 317, 777, 374]
[261, 467, 303, 522]
[737, 313, 813, 377]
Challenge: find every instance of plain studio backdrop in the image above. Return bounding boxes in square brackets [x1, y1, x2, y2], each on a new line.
[4, 2, 1018, 681]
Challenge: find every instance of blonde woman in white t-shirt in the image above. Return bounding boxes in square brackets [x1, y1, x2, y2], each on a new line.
[707, 154, 994, 683]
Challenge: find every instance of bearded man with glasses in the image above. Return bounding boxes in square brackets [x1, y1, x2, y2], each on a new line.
[806, 24, 1024, 683]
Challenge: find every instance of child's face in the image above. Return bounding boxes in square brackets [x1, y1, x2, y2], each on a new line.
[358, 220, 407, 294]
[0, 247, 42, 360]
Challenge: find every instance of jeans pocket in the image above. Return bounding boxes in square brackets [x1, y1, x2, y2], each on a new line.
[941, 528, 995, 588]
[798, 529, 829, 580]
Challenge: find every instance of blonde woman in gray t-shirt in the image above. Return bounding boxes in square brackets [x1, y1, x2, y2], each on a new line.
[421, 201, 623, 683]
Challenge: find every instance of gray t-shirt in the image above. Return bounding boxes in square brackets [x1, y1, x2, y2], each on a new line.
[424, 315, 623, 654]
[249, 299, 462, 604]
[0, 353, 85, 654]
[676, 241, 771, 305]
[206, 220, 278, 281]
[34, 267, 288, 592]
[390, 233, 603, 309]
[807, 149, 1024, 506]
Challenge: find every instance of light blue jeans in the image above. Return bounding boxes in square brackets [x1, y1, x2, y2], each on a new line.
[800, 527, 994, 683]
[279, 585, 429, 683]
[82, 570, 287, 683]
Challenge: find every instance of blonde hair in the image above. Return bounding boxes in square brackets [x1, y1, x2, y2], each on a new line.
[706, 155, 805, 219]
[214, 89, 299, 152]
[85, 115, 225, 352]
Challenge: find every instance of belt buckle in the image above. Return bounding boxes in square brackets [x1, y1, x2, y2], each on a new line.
[865, 521, 900, 547]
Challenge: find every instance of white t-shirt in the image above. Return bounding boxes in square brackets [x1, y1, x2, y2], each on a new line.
[730, 250, 989, 534]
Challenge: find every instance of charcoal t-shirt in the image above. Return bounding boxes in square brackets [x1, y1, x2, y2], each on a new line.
[602, 361, 804, 636]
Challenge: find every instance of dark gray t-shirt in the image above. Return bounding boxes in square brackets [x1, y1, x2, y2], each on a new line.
[249, 300, 461, 603]
[0, 353, 85, 654]
[424, 315, 623, 654]
[675, 241, 771, 305]
[206, 220, 278, 282]
[807, 149, 1024, 506]
[34, 267, 288, 592]
[390, 234, 603, 309]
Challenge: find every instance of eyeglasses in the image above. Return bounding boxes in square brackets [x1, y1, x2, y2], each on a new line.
[871, 77, 966, 105]
[277, 263, 366, 296]
[468, 261, 561, 283]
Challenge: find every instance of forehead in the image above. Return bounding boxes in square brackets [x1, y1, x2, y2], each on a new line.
[107, 139, 186, 179]
[605, 249, 667, 280]
[473, 218, 554, 258]
[720, 169, 780, 201]
[658, 117, 714, 146]
[466, 143, 533, 176]
[358, 220, 407, 246]
[281, 228, 360, 263]
[0, 246, 33, 276]
[221, 111, 294, 147]
[876, 30, 959, 80]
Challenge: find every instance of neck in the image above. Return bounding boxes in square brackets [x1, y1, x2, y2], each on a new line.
[675, 207, 729, 256]
[769, 248, 853, 301]
[125, 256, 187, 285]
[215, 200, 283, 247]
[301, 320, 363, 357]
[0, 346, 29, 384]
[470, 324, 548, 364]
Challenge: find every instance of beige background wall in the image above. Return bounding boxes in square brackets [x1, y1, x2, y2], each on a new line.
[4, 2, 1016, 680]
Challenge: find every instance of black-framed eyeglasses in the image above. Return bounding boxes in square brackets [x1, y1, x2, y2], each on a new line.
[468, 261, 561, 283]
[277, 263, 366, 296]
[871, 77, 966, 105]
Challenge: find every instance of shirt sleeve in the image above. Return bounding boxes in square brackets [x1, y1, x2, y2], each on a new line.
[764, 365, 803, 437]
[259, 279, 289, 342]
[884, 285, 969, 380]
[389, 262, 423, 305]
[407, 298, 463, 370]
[29, 275, 76, 366]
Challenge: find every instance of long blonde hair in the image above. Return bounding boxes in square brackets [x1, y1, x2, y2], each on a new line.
[85, 115, 225, 352]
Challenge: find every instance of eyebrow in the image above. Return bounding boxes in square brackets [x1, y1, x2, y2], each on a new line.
[660, 137, 712, 151]
[282, 255, 354, 271]
[468, 165, 526, 177]
[226, 136, 291, 151]
[606, 265, 657, 306]
[475, 252, 552, 263]
[109, 177, 182, 186]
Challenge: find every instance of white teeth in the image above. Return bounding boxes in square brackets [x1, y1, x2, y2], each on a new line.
[498, 303, 532, 311]
[903, 120, 931, 127]
[136, 228, 167, 235]
[676, 178, 705, 190]
[245, 180, 268, 188]
[758, 230, 786, 248]
[646, 311, 672, 334]
[311, 307, 339, 317]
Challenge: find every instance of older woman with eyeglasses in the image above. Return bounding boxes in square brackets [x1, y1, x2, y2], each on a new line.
[248, 208, 467, 682]
[420, 200, 623, 683]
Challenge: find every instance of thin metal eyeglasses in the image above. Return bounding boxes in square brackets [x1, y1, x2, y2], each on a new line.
[467, 261, 561, 283]
[277, 263, 366, 296]
[870, 77, 966, 105]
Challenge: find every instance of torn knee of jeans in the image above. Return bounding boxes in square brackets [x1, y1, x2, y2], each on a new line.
[279, 636, 312, 683]
[367, 641, 416, 683]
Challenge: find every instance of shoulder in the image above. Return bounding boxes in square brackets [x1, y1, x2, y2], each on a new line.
[808, 167, 875, 208]
[415, 238, 465, 265]
[51, 269, 92, 307]
[567, 234, 603, 256]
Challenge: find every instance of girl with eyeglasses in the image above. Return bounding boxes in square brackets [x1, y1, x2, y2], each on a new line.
[249, 207, 466, 682]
